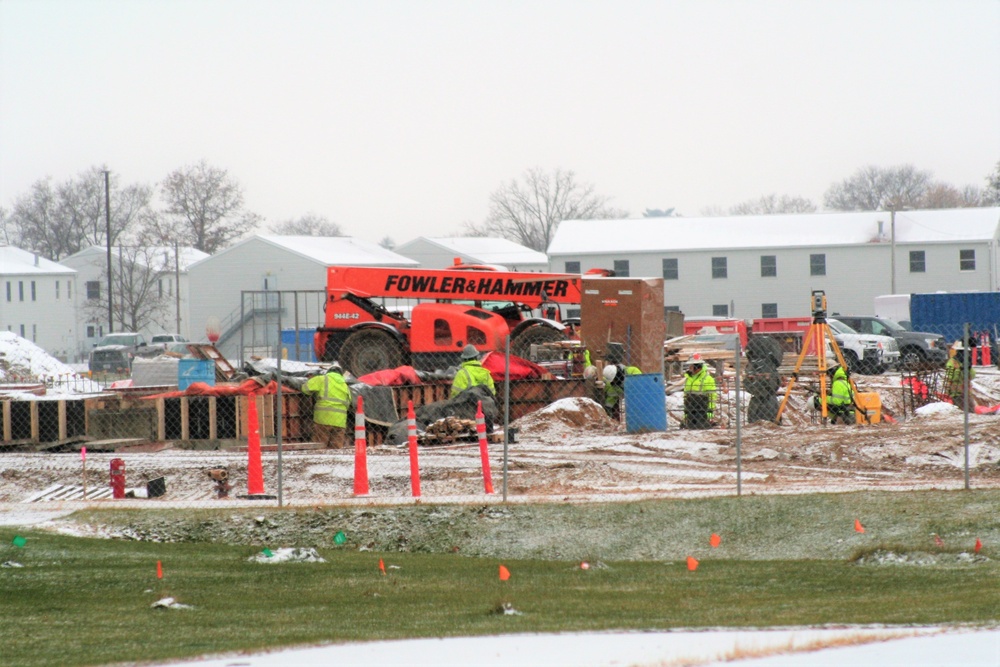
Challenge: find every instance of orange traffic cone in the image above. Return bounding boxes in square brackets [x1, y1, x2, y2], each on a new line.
[353, 396, 369, 496]
[246, 396, 265, 495]
[476, 401, 494, 494]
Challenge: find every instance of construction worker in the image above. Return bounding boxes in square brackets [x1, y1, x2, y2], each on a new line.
[824, 363, 855, 424]
[682, 354, 716, 429]
[451, 344, 496, 398]
[944, 341, 976, 410]
[602, 362, 641, 420]
[301, 362, 352, 449]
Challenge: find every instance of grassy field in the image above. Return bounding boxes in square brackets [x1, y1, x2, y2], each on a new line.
[2, 491, 998, 667]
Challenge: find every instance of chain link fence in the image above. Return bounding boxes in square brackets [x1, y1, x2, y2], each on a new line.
[2, 315, 998, 508]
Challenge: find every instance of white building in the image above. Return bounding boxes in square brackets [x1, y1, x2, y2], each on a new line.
[0, 245, 77, 361]
[395, 236, 549, 271]
[186, 235, 419, 360]
[62, 245, 209, 356]
[548, 208, 1000, 320]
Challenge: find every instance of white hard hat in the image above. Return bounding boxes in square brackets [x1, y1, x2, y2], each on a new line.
[602, 365, 617, 382]
[951, 341, 965, 351]
[461, 344, 479, 360]
[330, 361, 343, 372]
[686, 353, 704, 366]
[583, 365, 598, 380]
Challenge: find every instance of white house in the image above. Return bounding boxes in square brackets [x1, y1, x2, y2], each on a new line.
[395, 236, 549, 271]
[548, 208, 1000, 320]
[61, 245, 209, 356]
[186, 235, 419, 361]
[0, 245, 77, 361]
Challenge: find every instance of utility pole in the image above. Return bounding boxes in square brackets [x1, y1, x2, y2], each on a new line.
[103, 170, 113, 333]
[174, 241, 182, 334]
[889, 207, 896, 294]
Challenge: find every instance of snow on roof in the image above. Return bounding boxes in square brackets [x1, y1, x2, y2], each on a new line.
[0, 246, 75, 275]
[62, 245, 209, 271]
[548, 207, 1000, 255]
[402, 237, 549, 266]
[211, 235, 419, 267]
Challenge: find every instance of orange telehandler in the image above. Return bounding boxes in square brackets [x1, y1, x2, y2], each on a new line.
[314, 263, 598, 376]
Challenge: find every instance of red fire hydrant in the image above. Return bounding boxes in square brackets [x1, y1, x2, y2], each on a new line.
[110, 458, 126, 499]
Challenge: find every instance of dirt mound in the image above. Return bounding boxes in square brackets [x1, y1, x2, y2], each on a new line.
[513, 396, 617, 435]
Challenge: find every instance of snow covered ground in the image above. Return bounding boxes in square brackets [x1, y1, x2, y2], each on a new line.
[159, 626, 1000, 667]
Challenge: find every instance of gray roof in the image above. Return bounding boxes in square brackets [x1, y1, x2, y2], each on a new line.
[397, 236, 548, 266]
[548, 208, 1000, 255]
[190, 235, 419, 268]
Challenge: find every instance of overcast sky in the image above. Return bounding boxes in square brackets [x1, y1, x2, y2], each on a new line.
[2, 0, 998, 247]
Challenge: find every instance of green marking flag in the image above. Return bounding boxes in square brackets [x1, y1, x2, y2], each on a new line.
[334, 531, 347, 545]
[262, 548, 273, 558]
[12, 536, 26, 548]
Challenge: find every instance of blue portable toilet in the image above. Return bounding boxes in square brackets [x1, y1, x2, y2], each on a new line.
[624, 373, 667, 433]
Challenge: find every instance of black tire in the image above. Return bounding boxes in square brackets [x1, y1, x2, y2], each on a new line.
[339, 329, 404, 376]
[840, 350, 859, 373]
[900, 347, 926, 370]
[510, 326, 565, 360]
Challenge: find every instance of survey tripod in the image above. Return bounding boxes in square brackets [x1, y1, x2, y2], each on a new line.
[775, 290, 856, 424]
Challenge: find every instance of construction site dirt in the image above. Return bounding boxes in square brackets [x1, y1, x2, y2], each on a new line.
[2, 368, 999, 510]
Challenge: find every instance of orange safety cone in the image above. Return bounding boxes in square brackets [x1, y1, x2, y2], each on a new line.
[353, 396, 370, 496]
[854, 519, 865, 534]
[407, 401, 421, 498]
[981, 333, 992, 366]
[246, 395, 265, 495]
[686, 556, 699, 571]
[974, 538, 983, 554]
[476, 401, 494, 494]
[499, 564, 511, 581]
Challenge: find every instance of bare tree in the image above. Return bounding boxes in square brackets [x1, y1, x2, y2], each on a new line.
[268, 213, 343, 237]
[823, 164, 932, 211]
[83, 239, 174, 333]
[729, 194, 816, 215]
[983, 160, 1000, 205]
[159, 160, 262, 254]
[465, 167, 628, 252]
[379, 236, 396, 250]
[918, 182, 982, 209]
[5, 166, 153, 260]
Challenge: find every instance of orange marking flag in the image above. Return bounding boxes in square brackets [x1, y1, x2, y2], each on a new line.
[498, 565, 511, 581]
[686, 556, 699, 571]
[709, 533, 721, 548]
[379, 559, 386, 575]
[974, 538, 983, 554]
[854, 519, 865, 534]
[156, 560, 163, 579]
[934, 534, 945, 547]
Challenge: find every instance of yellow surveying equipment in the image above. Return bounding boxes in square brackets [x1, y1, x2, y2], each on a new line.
[775, 290, 852, 423]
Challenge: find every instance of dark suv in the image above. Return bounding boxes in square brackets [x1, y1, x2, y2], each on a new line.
[834, 316, 947, 367]
[88, 333, 149, 373]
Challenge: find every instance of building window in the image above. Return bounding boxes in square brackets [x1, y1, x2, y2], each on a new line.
[18, 281, 24, 301]
[5, 282, 10, 302]
[87, 325, 96, 338]
[662, 258, 678, 280]
[761, 303, 778, 318]
[613, 259, 630, 277]
[32, 324, 36, 342]
[564, 261, 580, 274]
[664, 305, 681, 314]
[711, 257, 728, 279]
[55, 281, 60, 299]
[68, 281, 72, 299]
[909, 250, 926, 273]
[712, 304, 728, 317]
[158, 279, 164, 298]
[760, 255, 777, 277]
[86, 281, 101, 300]
[960, 249, 976, 271]
[168, 279, 174, 296]
[19, 324, 25, 337]
[30, 281, 36, 301]
[810, 253, 826, 276]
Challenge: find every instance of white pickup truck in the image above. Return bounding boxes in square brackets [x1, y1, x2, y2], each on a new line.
[827, 318, 900, 375]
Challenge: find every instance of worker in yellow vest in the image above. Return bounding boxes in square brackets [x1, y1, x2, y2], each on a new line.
[451, 345, 496, 398]
[302, 362, 352, 448]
